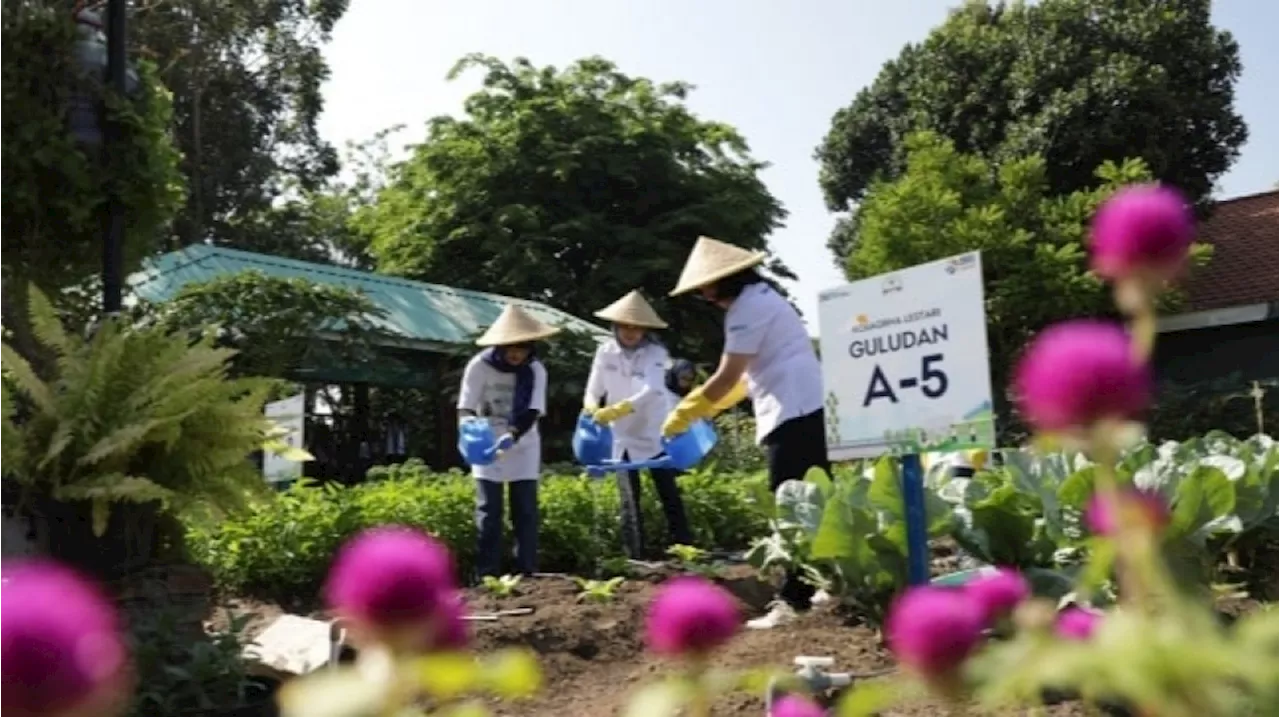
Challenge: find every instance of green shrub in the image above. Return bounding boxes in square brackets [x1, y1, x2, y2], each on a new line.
[188, 465, 770, 599]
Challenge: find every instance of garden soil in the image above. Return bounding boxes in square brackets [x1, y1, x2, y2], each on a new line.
[221, 564, 1091, 716]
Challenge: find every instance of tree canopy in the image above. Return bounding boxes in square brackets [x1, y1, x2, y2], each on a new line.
[358, 54, 791, 361]
[816, 0, 1247, 267]
[845, 131, 1166, 433]
[1, 3, 185, 357]
[130, 0, 349, 259]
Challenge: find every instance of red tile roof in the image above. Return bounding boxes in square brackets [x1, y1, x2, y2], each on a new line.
[1180, 190, 1278, 312]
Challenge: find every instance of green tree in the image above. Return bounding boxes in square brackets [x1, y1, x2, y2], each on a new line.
[130, 0, 349, 258]
[1, 3, 185, 356]
[846, 132, 1164, 435]
[141, 271, 387, 380]
[817, 0, 1247, 266]
[359, 55, 791, 361]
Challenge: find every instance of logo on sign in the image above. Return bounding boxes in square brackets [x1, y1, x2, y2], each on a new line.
[852, 313, 870, 329]
[945, 254, 977, 275]
[881, 276, 904, 295]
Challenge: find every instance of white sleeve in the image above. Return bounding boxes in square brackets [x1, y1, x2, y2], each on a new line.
[457, 355, 484, 412]
[584, 345, 607, 406]
[723, 306, 769, 355]
[530, 360, 549, 413]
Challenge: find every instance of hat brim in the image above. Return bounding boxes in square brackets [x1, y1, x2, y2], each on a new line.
[668, 252, 767, 297]
[475, 325, 562, 347]
[593, 308, 668, 329]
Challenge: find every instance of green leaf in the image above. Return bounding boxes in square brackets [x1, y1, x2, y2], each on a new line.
[835, 680, 897, 716]
[415, 652, 480, 699]
[1168, 466, 1235, 541]
[479, 648, 542, 699]
[91, 499, 110, 537]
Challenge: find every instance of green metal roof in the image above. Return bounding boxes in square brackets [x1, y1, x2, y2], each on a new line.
[128, 245, 607, 353]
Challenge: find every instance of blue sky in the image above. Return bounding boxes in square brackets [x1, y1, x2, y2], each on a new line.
[318, 0, 1277, 333]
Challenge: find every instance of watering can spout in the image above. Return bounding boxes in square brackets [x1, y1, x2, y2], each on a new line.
[580, 419, 718, 477]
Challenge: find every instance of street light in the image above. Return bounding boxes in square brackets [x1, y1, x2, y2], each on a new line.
[69, 1, 135, 316]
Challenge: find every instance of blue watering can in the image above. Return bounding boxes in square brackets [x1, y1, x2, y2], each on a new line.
[457, 418, 510, 467]
[582, 419, 718, 477]
[572, 413, 614, 465]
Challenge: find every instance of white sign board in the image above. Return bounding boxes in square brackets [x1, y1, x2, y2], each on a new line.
[263, 393, 306, 483]
[817, 251, 995, 461]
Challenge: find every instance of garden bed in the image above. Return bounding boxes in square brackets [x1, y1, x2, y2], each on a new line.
[219, 564, 1094, 716]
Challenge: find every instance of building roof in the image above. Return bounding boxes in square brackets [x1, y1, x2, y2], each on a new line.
[128, 245, 607, 352]
[1181, 190, 1279, 312]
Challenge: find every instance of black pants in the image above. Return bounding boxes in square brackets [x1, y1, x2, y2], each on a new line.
[475, 479, 539, 578]
[763, 408, 831, 610]
[617, 450, 693, 559]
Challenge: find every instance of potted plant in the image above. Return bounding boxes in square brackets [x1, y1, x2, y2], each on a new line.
[1, 286, 309, 579]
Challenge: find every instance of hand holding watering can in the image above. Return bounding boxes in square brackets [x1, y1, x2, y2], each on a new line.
[457, 417, 514, 467]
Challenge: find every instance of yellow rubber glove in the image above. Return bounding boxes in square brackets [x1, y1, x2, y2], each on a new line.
[661, 390, 715, 438]
[583, 397, 600, 413]
[592, 400, 635, 425]
[709, 378, 749, 414]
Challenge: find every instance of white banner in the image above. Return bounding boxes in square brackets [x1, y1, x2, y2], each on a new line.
[817, 251, 995, 460]
[263, 393, 306, 483]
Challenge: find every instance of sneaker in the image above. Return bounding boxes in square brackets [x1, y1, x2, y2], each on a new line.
[746, 601, 797, 630]
[810, 589, 832, 606]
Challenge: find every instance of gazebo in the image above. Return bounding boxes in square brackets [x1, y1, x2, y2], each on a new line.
[129, 245, 607, 476]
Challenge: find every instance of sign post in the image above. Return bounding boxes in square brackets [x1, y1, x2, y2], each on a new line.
[264, 393, 307, 486]
[817, 251, 995, 585]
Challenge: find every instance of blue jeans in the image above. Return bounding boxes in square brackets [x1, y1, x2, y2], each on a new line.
[474, 479, 539, 578]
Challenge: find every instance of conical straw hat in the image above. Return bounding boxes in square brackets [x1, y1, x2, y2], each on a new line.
[594, 290, 668, 329]
[669, 236, 768, 296]
[475, 304, 562, 346]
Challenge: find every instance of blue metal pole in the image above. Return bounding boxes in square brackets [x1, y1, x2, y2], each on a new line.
[900, 453, 930, 585]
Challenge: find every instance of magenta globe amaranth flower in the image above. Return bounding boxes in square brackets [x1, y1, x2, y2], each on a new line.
[770, 694, 825, 717]
[964, 568, 1030, 625]
[1055, 607, 1102, 641]
[1090, 184, 1194, 281]
[426, 592, 469, 652]
[886, 586, 984, 680]
[1085, 488, 1170, 537]
[1014, 320, 1152, 432]
[325, 527, 457, 646]
[644, 576, 740, 657]
[2, 560, 131, 717]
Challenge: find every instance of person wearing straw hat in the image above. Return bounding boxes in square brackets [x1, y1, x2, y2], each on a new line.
[663, 236, 828, 629]
[584, 290, 693, 558]
[458, 304, 561, 578]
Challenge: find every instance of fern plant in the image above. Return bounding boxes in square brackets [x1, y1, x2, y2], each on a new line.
[1, 286, 291, 538]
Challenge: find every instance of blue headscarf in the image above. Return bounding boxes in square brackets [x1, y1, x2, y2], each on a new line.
[483, 345, 536, 421]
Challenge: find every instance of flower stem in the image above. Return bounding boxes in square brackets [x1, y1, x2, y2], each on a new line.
[687, 659, 711, 717]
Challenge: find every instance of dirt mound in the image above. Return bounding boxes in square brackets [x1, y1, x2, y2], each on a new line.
[457, 567, 1086, 716]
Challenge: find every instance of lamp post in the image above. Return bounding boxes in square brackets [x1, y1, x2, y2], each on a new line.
[101, 0, 128, 315]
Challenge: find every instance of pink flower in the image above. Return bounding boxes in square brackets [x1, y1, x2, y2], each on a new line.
[771, 694, 825, 717]
[1014, 321, 1151, 432]
[427, 592, 469, 652]
[325, 527, 457, 643]
[1090, 184, 1194, 281]
[964, 568, 1030, 625]
[644, 576, 740, 657]
[1084, 489, 1170, 536]
[886, 586, 984, 678]
[1055, 607, 1102, 641]
[1, 560, 131, 717]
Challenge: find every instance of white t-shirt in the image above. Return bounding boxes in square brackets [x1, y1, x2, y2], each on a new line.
[584, 339, 671, 460]
[723, 283, 824, 443]
[457, 352, 548, 482]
